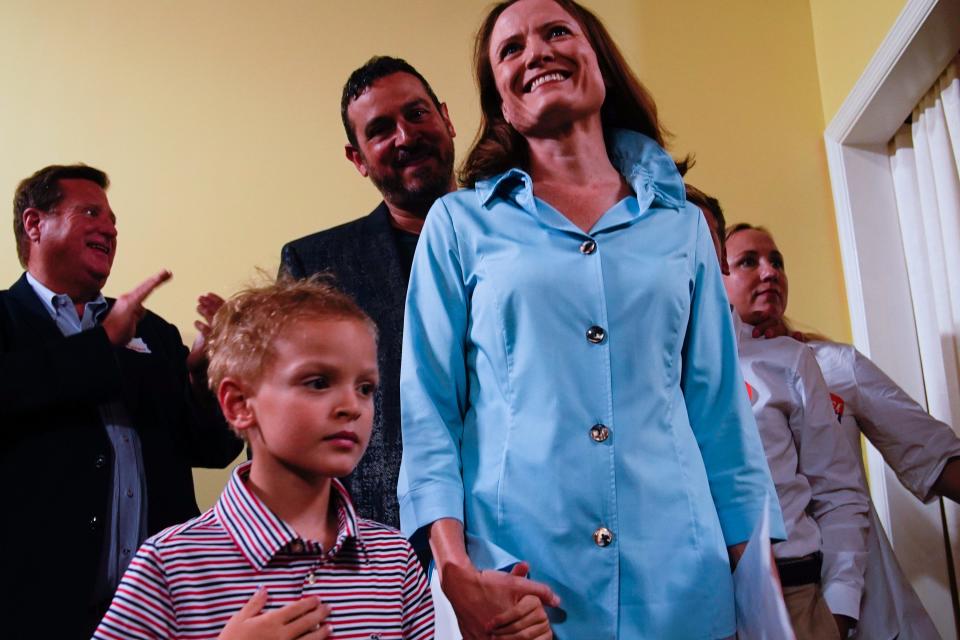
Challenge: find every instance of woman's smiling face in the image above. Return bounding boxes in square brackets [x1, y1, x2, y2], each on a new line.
[488, 0, 606, 137]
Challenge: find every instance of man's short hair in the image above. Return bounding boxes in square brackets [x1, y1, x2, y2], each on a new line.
[685, 183, 726, 248]
[340, 55, 442, 147]
[13, 164, 109, 267]
[206, 275, 378, 436]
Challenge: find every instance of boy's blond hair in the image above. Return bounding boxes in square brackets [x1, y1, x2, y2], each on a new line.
[206, 276, 378, 423]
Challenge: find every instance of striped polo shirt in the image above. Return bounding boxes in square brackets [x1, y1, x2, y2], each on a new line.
[93, 461, 434, 639]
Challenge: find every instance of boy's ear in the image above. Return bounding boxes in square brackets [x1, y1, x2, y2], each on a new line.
[218, 377, 257, 433]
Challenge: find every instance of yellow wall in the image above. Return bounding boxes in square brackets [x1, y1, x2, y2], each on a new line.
[0, 0, 495, 508]
[809, 0, 907, 123]
[2, 0, 890, 508]
[634, 0, 849, 342]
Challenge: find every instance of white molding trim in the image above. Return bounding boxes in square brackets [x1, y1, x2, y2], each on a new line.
[825, 0, 960, 361]
[823, 1, 960, 635]
[825, 0, 938, 143]
[823, 139, 869, 351]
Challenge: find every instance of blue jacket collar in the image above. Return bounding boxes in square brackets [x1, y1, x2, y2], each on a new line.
[474, 128, 686, 212]
[476, 168, 533, 209]
[606, 128, 686, 210]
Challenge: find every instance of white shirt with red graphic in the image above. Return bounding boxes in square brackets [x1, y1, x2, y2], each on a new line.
[737, 323, 869, 620]
[809, 340, 959, 639]
[810, 340, 960, 502]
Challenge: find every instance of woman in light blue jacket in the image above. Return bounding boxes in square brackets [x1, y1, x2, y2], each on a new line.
[398, 1, 783, 638]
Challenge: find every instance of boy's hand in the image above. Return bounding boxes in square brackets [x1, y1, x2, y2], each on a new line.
[442, 561, 558, 640]
[217, 587, 332, 640]
[486, 594, 553, 639]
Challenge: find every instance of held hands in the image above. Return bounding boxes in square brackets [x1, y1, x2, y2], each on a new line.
[442, 561, 557, 640]
[218, 587, 332, 640]
[485, 564, 554, 639]
[186, 292, 226, 373]
[102, 270, 172, 346]
[487, 595, 552, 639]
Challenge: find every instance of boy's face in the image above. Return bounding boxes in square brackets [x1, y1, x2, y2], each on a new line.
[245, 316, 379, 480]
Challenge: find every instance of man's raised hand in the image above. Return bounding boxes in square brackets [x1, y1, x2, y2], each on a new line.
[102, 270, 172, 346]
[187, 292, 226, 372]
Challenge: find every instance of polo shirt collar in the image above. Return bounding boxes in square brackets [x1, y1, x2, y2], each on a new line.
[214, 461, 363, 572]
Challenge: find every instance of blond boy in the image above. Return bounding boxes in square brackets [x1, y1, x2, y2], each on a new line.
[94, 277, 434, 639]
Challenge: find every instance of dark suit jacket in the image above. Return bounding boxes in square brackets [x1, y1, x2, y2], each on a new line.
[281, 202, 408, 529]
[0, 274, 242, 640]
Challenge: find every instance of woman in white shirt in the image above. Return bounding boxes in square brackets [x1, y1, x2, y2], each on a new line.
[724, 222, 959, 640]
[717, 219, 869, 640]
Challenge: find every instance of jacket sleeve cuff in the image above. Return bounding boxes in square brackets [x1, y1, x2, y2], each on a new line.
[717, 497, 787, 546]
[918, 452, 960, 503]
[822, 581, 862, 620]
[399, 481, 465, 541]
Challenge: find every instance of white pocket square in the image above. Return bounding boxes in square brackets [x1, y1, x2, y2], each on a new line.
[125, 337, 151, 354]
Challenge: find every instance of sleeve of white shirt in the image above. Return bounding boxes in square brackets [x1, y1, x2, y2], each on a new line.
[397, 199, 470, 542]
[789, 349, 869, 619]
[848, 347, 960, 502]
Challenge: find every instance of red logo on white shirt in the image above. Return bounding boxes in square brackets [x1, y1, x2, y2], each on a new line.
[745, 382, 755, 402]
[830, 393, 844, 423]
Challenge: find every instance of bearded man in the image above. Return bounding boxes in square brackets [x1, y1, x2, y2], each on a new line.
[280, 56, 456, 528]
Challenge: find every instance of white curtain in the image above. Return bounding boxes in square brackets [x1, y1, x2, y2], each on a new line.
[889, 55, 960, 601]
[889, 53, 960, 432]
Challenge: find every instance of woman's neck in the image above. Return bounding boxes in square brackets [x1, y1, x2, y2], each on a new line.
[523, 116, 631, 233]
[525, 116, 620, 186]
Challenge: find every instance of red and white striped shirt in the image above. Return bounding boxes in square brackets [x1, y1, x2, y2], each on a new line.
[93, 461, 434, 639]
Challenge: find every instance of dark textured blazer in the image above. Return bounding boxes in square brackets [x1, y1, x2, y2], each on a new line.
[0, 274, 243, 640]
[281, 202, 407, 529]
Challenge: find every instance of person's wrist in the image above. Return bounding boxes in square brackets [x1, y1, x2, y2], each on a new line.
[438, 556, 478, 586]
[726, 541, 747, 571]
[101, 317, 123, 346]
[439, 563, 487, 620]
[834, 613, 855, 638]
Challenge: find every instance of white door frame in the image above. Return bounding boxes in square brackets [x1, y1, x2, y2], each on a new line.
[823, 0, 960, 635]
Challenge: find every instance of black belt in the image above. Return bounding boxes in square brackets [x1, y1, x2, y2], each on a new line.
[776, 551, 822, 588]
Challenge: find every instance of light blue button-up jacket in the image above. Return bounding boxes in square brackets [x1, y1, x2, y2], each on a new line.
[399, 130, 784, 639]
